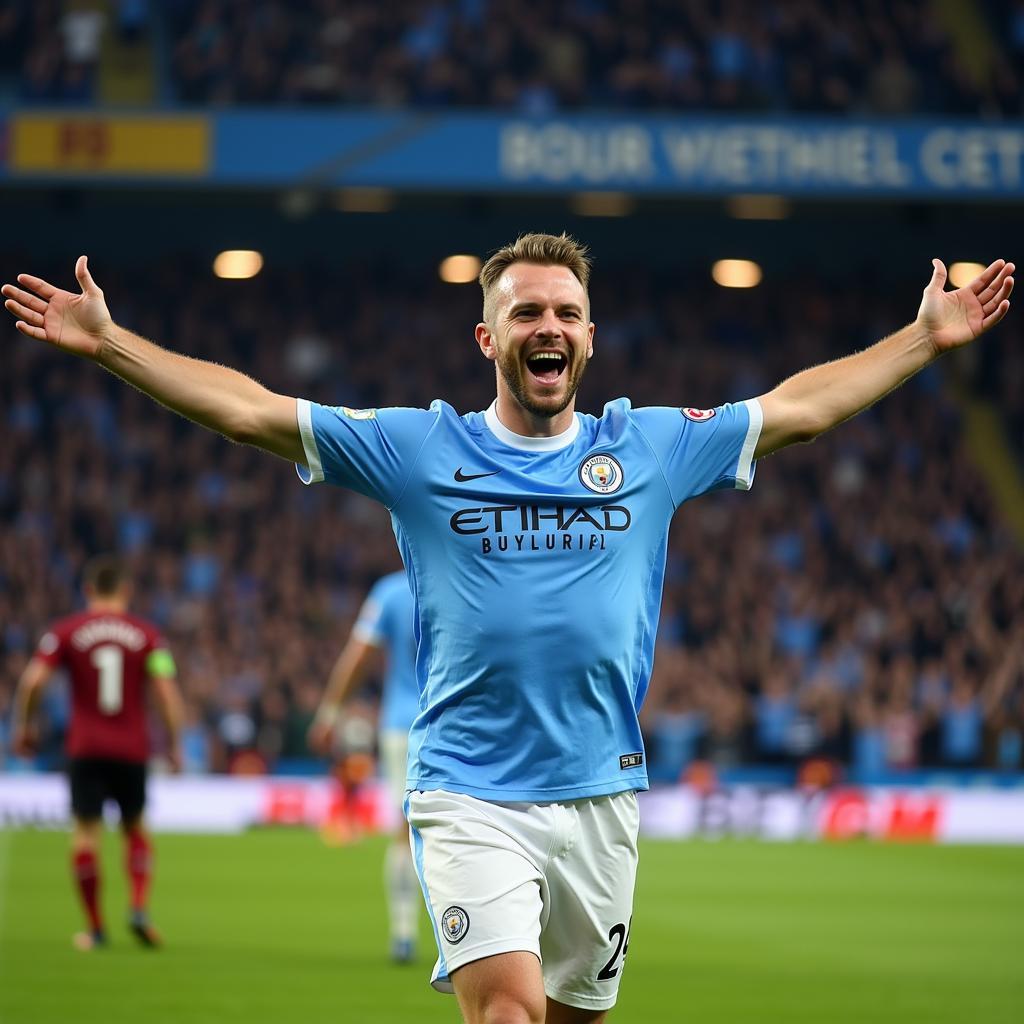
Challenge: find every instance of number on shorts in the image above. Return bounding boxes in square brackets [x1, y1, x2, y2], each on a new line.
[597, 916, 632, 981]
[91, 644, 124, 715]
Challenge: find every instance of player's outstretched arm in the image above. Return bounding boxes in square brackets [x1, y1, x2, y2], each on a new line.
[754, 259, 1014, 458]
[11, 658, 55, 757]
[2, 257, 304, 463]
[307, 637, 378, 755]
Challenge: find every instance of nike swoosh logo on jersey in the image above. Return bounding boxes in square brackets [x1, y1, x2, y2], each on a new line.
[454, 468, 500, 482]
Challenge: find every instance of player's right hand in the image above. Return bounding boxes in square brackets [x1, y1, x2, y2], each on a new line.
[2, 255, 113, 360]
[11, 724, 38, 759]
[307, 719, 336, 756]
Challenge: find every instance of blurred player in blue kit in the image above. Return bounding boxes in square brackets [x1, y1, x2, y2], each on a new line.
[4, 235, 1013, 1023]
[308, 570, 422, 963]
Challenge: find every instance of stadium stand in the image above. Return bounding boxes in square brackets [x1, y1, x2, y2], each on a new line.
[2, 261, 1022, 779]
[1, 0, 1021, 785]
[3, 1, 1022, 116]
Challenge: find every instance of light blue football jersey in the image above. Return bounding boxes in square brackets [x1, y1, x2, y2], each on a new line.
[352, 571, 419, 733]
[297, 397, 762, 801]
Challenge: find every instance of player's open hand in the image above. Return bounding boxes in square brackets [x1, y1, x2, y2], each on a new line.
[916, 258, 1014, 354]
[2, 255, 112, 359]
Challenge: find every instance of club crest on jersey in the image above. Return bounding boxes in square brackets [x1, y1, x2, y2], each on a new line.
[579, 453, 624, 495]
[341, 407, 376, 420]
[441, 906, 470, 944]
[681, 407, 716, 422]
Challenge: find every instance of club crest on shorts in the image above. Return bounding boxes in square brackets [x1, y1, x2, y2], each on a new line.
[681, 407, 717, 422]
[579, 453, 624, 494]
[441, 906, 470, 944]
[341, 406, 376, 420]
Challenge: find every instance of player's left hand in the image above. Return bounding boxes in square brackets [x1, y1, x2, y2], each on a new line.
[167, 745, 183, 774]
[917, 258, 1014, 354]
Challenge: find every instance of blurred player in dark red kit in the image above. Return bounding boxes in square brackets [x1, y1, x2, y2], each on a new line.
[11, 554, 185, 951]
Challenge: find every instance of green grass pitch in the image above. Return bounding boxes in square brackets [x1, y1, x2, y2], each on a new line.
[0, 828, 1021, 1023]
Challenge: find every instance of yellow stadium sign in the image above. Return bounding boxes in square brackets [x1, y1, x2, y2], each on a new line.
[10, 115, 210, 176]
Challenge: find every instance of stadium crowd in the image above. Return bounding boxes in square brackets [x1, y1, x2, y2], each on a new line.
[4, 0, 1023, 117]
[978, 315, 1024, 472]
[1, 259, 1022, 781]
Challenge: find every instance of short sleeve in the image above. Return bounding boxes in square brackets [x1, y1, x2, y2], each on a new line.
[632, 399, 763, 508]
[351, 586, 386, 647]
[295, 401, 438, 507]
[34, 629, 64, 668]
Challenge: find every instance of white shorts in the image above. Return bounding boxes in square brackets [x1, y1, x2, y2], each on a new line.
[378, 729, 409, 815]
[406, 788, 639, 1012]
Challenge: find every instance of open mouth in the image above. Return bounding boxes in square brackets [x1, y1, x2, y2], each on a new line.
[525, 351, 568, 385]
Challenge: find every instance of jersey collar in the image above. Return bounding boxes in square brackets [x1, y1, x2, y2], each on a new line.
[484, 401, 581, 452]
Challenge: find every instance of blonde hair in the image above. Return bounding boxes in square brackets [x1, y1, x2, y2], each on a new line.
[479, 232, 591, 321]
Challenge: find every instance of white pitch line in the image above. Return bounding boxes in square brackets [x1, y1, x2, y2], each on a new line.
[0, 826, 12, 969]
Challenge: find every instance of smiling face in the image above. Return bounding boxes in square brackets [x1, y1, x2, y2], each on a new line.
[476, 262, 595, 432]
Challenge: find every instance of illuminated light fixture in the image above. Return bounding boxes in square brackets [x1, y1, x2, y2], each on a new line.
[949, 261, 986, 289]
[213, 250, 263, 280]
[439, 254, 482, 284]
[334, 188, 395, 213]
[570, 191, 634, 217]
[712, 259, 762, 289]
[726, 194, 790, 220]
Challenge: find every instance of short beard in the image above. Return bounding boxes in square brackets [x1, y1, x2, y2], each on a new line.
[496, 348, 589, 419]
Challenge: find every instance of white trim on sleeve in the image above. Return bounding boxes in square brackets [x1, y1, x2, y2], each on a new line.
[294, 398, 325, 485]
[352, 596, 384, 646]
[352, 622, 384, 647]
[735, 398, 763, 490]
